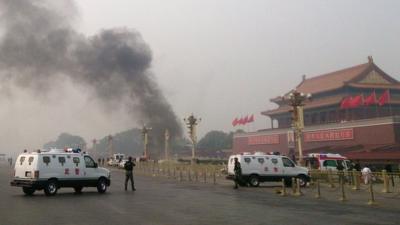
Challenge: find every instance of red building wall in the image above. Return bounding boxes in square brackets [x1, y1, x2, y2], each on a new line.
[233, 121, 397, 155]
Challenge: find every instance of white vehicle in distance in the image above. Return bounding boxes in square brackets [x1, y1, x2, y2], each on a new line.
[304, 153, 352, 171]
[118, 159, 128, 168]
[10, 148, 111, 196]
[107, 153, 125, 167]
[227, 152, 310, 187]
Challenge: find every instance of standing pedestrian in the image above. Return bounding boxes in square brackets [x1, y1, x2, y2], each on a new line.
[102, 158, 105, 166]
[336, 160, 345, 185]
[233, 157, 242, 189]
[124, 156, 136, 191]
[384, 162, 394, 187]
[354, 161, 361, 171]
[361, 165, 372, 185]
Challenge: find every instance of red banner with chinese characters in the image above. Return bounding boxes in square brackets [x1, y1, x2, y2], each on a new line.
[248, 134, 280, 145]
[304, 128, 354, 142]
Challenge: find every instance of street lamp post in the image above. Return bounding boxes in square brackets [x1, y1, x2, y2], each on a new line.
[283, 90, 311, 166]
[164, 129, 170, 161]
[141, 125, 152, 159]
[108, 135, 113, 158]
[184, 114, 201, 164]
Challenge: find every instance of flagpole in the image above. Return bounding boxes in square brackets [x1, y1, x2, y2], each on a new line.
[374, 90, 379, 118]
[389, 89, 393, 117]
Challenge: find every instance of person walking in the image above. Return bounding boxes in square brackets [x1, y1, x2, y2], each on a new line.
[233, 157, 242, 189]
[124, 156, 136, 191]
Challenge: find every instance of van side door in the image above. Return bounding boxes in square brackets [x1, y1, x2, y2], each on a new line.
[84, 156, 99, 184]
[281, 157, 297, 176]
[322, 160, 337, 171]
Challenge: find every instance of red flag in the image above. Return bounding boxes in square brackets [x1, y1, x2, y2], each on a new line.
[378, 90, 390, 106]
[236, 117, 243, 125]
[349, 95, 363, 108]
[340, 97, 352, 109]
[364, 92, 377, 106]
[248, 114, 254, 123]
[232, 118, 238, 127]
[243, 115, 249, 125]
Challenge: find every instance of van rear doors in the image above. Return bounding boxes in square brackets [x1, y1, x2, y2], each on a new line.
[15, 155, 37, 179]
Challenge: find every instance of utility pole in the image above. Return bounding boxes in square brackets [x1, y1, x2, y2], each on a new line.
[108, 135, 113, 158]
[92, 139, 97, 156]
[184, 114, 201, 164]
[283, 90, 311, 166]
[164, 129, 170, 161]
[142, 125, 152, 159]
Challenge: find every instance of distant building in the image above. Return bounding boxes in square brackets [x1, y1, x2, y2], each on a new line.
[233, 57, 400, 163]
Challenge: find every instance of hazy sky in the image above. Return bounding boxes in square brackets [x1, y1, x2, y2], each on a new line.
[1, 0, 400, 154]
[76, 0, 400, 131]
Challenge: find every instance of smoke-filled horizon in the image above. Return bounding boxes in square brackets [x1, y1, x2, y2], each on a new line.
[0, 0, 182, 151]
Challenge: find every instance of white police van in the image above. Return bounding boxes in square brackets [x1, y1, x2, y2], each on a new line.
[227, 152, 310, 187]
[10, 149, 111, 196]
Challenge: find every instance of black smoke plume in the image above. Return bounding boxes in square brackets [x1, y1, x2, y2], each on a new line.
[0, 0, 182, 150]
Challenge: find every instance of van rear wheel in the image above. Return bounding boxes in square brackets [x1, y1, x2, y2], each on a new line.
[22, 187, 35, 195]
[248, 175, 260, 187]
[44, 180, 58, 196]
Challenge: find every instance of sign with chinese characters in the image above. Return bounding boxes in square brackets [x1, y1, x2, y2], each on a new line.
[248, 134, 279, 145]
[304, 128, 354, 142]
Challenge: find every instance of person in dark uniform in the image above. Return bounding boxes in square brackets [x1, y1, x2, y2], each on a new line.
[385, 163, 394, 187]
[336, 160, 345, 185]
[102, 158, 105, 166]
[233, 157, 242, 189]
[354, 161, 361, 171]
[124, 156, 136, 191]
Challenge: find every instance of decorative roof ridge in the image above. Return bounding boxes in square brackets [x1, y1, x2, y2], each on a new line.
[300, 62, 369, 84]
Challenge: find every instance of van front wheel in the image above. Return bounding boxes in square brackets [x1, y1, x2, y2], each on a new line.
[297, 175, 308, 187]
[97, 178, 107, 193]
[248, 175, 260, 187]
[22, 187, 35, 195]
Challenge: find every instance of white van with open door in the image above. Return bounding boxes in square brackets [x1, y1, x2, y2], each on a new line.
[227, 152, 310, 187]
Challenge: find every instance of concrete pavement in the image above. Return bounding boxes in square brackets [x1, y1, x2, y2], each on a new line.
[1, 163, 398, 225]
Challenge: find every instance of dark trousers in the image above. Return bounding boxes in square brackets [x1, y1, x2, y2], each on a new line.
[125, 172, 135, 190]
[234, 174, 241, 188]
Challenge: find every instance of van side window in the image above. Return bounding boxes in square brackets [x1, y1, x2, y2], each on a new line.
[43, 156, 50, 166]
[84, 156, 95, 168]
[323, 160, 336, 167]
[257, 158, 265, 164]
[282, 157, 295, 167]
[244, 158, 251, 163]
[19, 156, 25, 165]
[28, 157, 34, 165]
[58, 157, 66, 166]
[73, 157, 80, 167]
[271, 158, 278, 164]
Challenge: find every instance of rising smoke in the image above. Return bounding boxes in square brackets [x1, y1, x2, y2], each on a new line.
[0, 0, 182, 148]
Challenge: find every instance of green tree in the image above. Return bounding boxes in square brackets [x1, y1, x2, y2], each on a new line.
[197, 130, 232, 151]
[43, 133, 86, 149]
